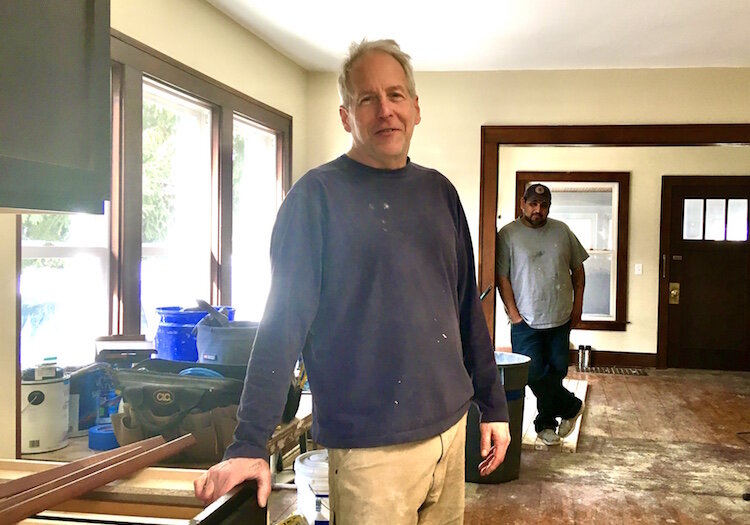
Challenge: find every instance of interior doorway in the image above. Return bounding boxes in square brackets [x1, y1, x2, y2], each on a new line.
[478, 124, 750, 369]
[658, 176, 750, 371]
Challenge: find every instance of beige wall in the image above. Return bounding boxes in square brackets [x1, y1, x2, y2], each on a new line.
[0, 216, 17, 458]
[307, 67, 750, 354]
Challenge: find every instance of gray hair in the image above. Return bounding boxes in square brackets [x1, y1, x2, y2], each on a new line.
[337, 39, 417, 109]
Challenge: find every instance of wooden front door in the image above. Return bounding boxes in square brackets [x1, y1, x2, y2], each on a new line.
[659, 176, 750, 371]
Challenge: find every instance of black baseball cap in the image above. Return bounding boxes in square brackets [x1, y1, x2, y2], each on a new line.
[523, 183, 551, 203]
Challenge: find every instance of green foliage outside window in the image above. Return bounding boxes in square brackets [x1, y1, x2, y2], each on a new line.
[21, 215, 70, 269]
[142, 102, 177, 243]
[22, 214, 70, 242]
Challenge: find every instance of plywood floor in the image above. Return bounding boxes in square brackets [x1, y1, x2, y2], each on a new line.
[522, 379, 588, 453]
[269, 368, 750, 524]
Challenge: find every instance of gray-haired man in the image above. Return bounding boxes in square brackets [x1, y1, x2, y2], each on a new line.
[196, 39, 510, 524]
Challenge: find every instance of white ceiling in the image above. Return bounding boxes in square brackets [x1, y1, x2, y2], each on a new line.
[207, 0, 750, 72]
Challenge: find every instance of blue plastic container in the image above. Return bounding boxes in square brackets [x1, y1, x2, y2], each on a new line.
[153, 306, 235, 362]
[69, 363, 108, 437]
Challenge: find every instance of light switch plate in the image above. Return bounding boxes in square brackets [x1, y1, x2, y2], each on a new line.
[634, 263, 643, 275]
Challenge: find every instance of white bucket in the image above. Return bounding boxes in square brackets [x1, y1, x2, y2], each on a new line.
[21, 375, 70, 453]
[294, 449, 330, 524]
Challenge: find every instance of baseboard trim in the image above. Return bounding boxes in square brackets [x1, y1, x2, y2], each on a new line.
[498, 346, 658, 368]
[567, 349, 657, 368]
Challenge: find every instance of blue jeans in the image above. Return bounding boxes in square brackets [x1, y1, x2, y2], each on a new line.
[511, 320, 582, 432]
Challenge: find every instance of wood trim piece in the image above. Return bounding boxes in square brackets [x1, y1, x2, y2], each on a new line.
[0, 434, 196, 524]
[117, 63, 144, 335]
[1, 448, 142, 510]
[0, 436, 164, 500]
[215, 106, 233, 305]
[479, 124, 750, 357]
[566, 350, 658, 368]
[15, 215, 21, 459]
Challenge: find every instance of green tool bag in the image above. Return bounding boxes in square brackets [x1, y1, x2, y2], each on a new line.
[111, 367, 244, 464]
[110, 359, 303, 464]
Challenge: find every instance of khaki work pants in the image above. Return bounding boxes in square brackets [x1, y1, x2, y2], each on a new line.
[328, 413, 467, 525]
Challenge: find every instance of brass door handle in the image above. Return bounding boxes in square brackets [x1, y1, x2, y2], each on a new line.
[669, 282, 680, 304]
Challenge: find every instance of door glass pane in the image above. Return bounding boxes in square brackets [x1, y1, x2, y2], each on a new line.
[231, 116, 280, 321]
[704, 199, 726, 241]
[21, 212, 110, 368]
[727, 199, 748, 241]
[582, 253, 613, 318]
[683, 199, 704, 240]
[141, 79, 212, 338]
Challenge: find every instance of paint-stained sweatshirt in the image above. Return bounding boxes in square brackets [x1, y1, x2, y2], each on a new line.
[224, 155, 508, 460]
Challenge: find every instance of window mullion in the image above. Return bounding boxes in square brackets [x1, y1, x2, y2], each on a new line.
[214, 106, 234, 305]
[117, 63, 144, 336]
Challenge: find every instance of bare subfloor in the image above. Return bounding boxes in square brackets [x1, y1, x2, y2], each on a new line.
[464, 368, 750, 525]
[270, 368, 750, 524]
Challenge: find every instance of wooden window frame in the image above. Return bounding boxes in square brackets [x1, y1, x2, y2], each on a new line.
[514, 171, 630, 331]
[110, 30, 292, 335]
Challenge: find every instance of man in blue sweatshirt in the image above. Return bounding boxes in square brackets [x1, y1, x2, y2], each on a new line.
[195, 38, 510, 524]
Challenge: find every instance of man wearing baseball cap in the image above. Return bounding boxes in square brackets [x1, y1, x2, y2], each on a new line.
[495, 183, 588, 446]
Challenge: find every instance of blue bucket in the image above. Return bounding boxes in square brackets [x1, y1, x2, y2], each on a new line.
[154, 306, 235, 362]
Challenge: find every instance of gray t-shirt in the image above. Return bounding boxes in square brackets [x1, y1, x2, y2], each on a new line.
[496, 217, 589, 329]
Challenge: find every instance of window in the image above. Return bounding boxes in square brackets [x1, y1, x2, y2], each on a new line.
[231, 116, 282, 321]
[516, 172, 630, 331]
[140, 79, 213, 337]
[19, 34, 291, 369]
[682, 198, 748, 241]
[20, 211, 110, 368]
[110, 32, 292, 339]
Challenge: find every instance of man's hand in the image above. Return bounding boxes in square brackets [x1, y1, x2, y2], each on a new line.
[477, 421, 510, 476]
[194, 457, 272, 507]
[570, 306, 583, 328]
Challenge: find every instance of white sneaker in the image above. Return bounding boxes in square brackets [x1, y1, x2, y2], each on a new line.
[537, 428, 561, 446]
[558, 401, 585, 438]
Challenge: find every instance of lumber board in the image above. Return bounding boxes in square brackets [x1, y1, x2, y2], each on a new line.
[0, 437, 165, 501]
[0, 434, 196, 524]
[521, 379, 588, 452]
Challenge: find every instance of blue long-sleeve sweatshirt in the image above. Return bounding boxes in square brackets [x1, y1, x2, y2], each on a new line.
[224, 155, 508, 460]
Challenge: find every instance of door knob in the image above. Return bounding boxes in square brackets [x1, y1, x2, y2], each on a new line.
[668, 282, 680, 304]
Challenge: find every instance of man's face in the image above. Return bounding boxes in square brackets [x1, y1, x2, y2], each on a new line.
[339, 51, 421, 170]
[521, 197, 550, 227]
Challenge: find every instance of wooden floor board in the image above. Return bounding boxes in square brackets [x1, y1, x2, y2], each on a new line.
[599, 374, 644, 440]
[655, 375, 721, 445]
[575, 373, 612, 439]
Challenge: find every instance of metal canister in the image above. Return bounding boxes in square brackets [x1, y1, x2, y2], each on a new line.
[583, 345, 592, 369]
